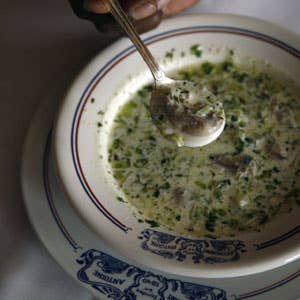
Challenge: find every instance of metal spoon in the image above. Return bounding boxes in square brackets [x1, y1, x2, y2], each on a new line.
[107, 0, 225, 147]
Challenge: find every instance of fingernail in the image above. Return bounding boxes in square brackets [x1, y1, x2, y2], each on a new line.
[157, 0, 171, 10]
[129, 1, 157, 20]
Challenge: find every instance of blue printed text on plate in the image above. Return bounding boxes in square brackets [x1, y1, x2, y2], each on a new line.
[139, 229, 246, 263]
[76, 249, 227, 299]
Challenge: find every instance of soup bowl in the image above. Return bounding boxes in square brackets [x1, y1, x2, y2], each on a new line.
[53, 14, 300, 278]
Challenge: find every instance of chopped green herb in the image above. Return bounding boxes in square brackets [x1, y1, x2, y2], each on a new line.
[243, 155, 253, 165]
[222, 61, 234, 72]
[205, 211, 218, 232]
[175, 215, 181, 221]
[117, 196, 125, 202]
[190, 44, 202, 57]
[145, 219, 160, 228]
[201, 62, 214, 74]
[165, 50, 174, 59]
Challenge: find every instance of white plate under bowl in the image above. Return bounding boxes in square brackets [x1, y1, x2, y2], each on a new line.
[53, 14, 300, 278]
[21, 85, 300, 300]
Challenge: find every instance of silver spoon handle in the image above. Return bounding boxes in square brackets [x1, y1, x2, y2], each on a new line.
[108, 0, 165, 82]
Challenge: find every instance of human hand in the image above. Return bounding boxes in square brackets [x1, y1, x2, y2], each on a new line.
[85, 0, 199, 17]
[69, 0, 199, 34]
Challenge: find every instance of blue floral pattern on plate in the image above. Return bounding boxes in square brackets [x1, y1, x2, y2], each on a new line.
[138, 229, 246, 263]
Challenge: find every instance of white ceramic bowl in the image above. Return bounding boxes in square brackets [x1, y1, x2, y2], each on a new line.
[53, 14, 300, 278]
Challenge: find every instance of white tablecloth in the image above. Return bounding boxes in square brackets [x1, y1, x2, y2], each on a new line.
[1, 0, 299, 299]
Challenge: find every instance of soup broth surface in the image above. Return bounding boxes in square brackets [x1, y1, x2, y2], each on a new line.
[108, 60, 300, 236]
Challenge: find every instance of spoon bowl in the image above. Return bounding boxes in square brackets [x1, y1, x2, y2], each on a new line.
[150, 79, 225, 146]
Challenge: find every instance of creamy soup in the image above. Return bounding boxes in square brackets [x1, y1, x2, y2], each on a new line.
[107, 60, 300, 237]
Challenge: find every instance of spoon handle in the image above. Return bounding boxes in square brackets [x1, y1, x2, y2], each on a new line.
[108, 0, 165, 83]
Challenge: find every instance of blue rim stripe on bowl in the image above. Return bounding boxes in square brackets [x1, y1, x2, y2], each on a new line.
[143, 26, 300, 59]
[44, 129, 81, 250]
[255, 225, 300, 250]
[71, 46, 133, 233]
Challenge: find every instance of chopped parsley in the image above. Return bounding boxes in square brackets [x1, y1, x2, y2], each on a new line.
[190, 44, 202, 57]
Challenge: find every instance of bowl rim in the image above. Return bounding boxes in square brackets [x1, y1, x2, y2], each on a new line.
[52, 13, 300, 278]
